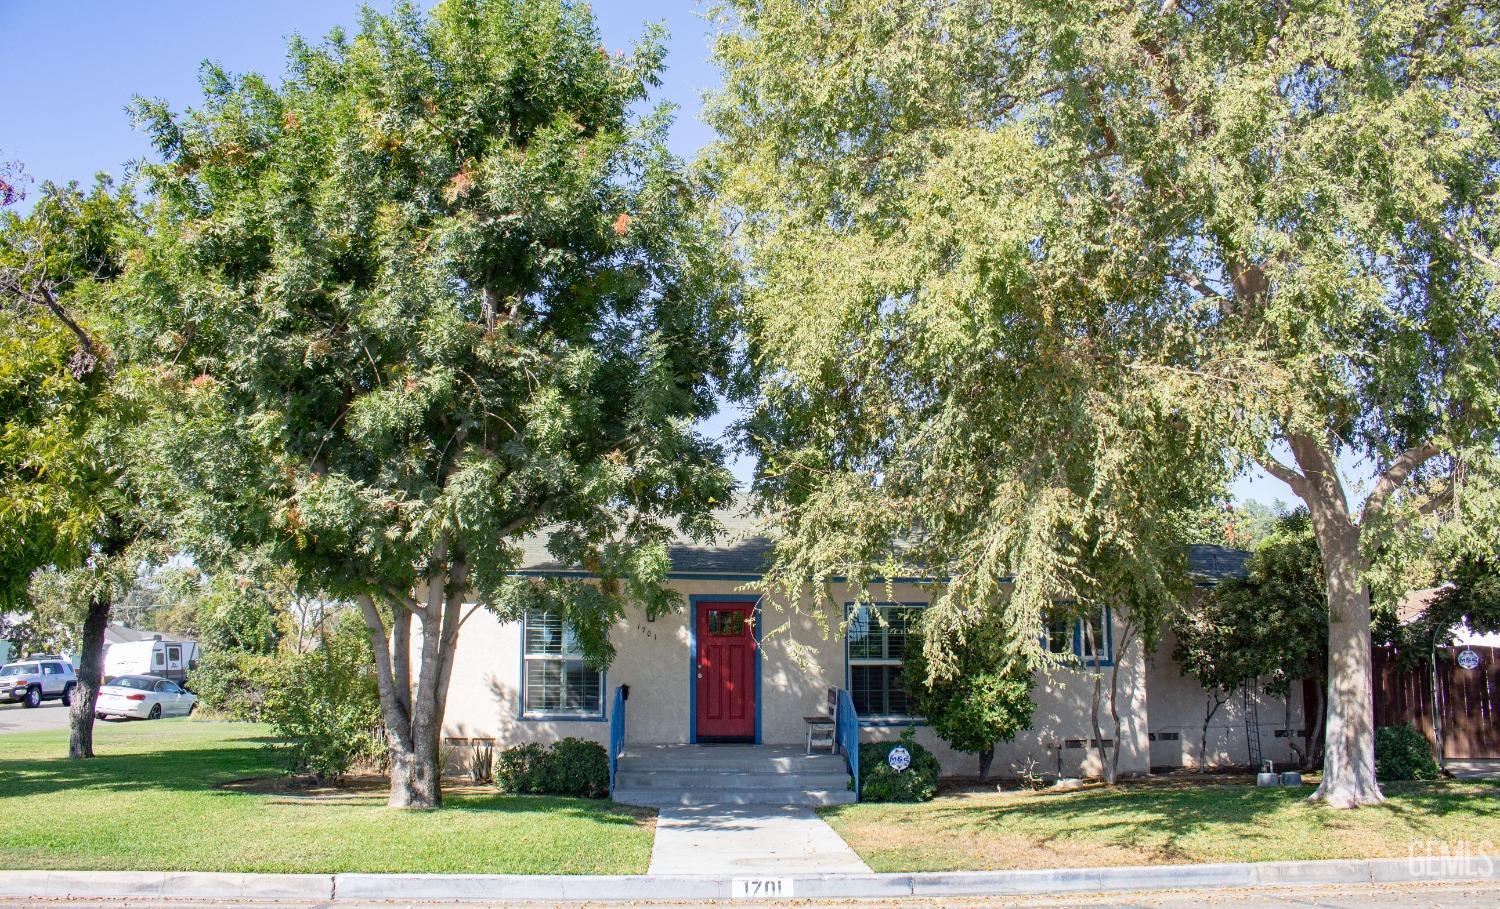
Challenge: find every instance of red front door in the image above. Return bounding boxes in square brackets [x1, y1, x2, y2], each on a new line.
[696, 601, 757, 741]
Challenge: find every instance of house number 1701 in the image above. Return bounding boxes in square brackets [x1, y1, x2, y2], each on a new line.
[732, 877, 794, 899]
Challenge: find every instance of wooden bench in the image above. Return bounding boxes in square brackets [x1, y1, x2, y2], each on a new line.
[803, 687, 838, 754]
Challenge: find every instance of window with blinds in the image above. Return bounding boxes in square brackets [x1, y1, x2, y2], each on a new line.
[522, 609, 603, 717]
[846, 605, 921, 719]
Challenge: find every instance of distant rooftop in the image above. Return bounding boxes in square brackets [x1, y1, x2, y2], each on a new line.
[517, 501, 1250, 584]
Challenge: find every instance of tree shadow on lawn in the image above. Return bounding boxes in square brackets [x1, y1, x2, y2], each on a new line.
[2, 749, 654, 829]
[831, 779, 1500, 863]
[0, 740, 283, 800]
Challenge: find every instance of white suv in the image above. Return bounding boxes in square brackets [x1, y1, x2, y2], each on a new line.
[0, 659, 78, 708]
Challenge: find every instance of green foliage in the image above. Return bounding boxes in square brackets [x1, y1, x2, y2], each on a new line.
[1173, 511, 1328, 698]
[708, 0, 1500, 801]
[0, 179, 144, 609]
[176, 569, 288, 655]
[1374, 725, 1439, 782]
[494, 743, 550, 793]
[905, 618, 1034, 765]
[858, 728, 940, 802]
[494, 737, 609, 798]
[188, 649, 272, 721]
[121, 0, 738, 669]
[258, 617, 383, 782]
[1191, 500, 1286, 552]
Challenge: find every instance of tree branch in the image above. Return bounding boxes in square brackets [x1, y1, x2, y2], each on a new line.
[1, 273, 103, 375]
[1256, 453, 1309, 497]
[1362, 440, 1443, 523]
[357, 593, 413, 748]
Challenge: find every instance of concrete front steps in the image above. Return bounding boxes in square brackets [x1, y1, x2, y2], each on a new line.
[612, 744, 856, 807]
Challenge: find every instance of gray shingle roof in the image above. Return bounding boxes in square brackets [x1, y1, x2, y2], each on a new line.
[1185, 544, 1252, 582]
[517, 503, 775, 576]
[518, 503, 1251, 584]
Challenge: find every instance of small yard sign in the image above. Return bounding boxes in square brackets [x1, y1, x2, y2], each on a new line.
[1457, 648, 1482, 671]
[732, 877, 793, 899]
[887, 744, 912, 772]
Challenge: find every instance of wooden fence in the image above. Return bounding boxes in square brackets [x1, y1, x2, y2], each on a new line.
[1373, 645, 1500, 760]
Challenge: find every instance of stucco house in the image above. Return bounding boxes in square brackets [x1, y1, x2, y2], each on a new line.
[438, 505, 1309, 805]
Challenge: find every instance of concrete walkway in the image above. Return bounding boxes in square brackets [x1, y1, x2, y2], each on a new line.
[1446, 759, 1500, 779]
[647, 805, 871, 875]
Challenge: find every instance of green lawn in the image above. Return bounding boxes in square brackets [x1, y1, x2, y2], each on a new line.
[0, 719, 654, 874]
[821, 777, 1500, 872]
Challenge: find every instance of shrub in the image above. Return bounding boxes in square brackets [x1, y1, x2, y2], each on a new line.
[858, 727, 940, 802]
[187, 650, 272, 721]
[259, 618, 383, 782]
[494, 738, 609, 798]
[905, 618, 1035, 780]
[494, 742, 550, 793]
[1375, 724, 1439, 781]
[548, 737, 610, 798]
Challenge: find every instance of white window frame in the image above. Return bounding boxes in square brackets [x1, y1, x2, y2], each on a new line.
[845, 603, 923, 722]
[520, 609, 604, 719]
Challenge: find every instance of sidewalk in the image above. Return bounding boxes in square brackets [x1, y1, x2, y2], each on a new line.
[648, 806, 870, 875]
[3, 856, 1498, 902]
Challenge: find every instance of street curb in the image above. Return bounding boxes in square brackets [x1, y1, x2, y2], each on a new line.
[2, 857, 1497, 902]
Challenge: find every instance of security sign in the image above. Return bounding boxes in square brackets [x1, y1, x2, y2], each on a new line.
[887, 744, 912, 772]
[1457, 648, 1482, 671]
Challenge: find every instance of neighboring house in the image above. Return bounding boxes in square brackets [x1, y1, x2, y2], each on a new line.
[439, 503, 1308, 785]
[1397, 586, 1500, 648]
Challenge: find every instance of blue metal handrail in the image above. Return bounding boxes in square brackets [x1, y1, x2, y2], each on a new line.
[835, 687, 860, 800]
[608, 684, 626, 796]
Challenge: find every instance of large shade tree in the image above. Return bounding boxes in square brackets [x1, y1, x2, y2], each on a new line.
[709, 0, 1500, 807]
[125, 0, 736, 808]
[0, 179, 145, 759]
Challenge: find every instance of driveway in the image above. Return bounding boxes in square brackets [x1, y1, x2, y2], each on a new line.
[0, 701, 73, 735]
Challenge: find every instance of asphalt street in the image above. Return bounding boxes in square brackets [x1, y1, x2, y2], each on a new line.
[1, 881, 1497, 909]
[0, 700, 72, 734]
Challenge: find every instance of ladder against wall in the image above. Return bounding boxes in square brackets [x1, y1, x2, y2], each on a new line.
[1242, 682, 1264, 769]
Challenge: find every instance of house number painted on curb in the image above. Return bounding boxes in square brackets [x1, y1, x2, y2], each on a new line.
[1458, 648, 1482, 670]
[732, 877, 793, 899]
[887, 745, 912, 772]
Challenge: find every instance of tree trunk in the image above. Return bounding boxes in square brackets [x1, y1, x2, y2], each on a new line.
[1083, 616, 1111, 783]
[1308, 523, 1383, 806]
[357, 543, 469, 810]
[1284, 695, 1306, 768]
[1302, 676, 1326, 771]
[386, 724, 443, 809]
[1279, 434, 1384, 806]
[69, 594, 110, 759]
[1106, 621, 1133, 784]
[978, 745, 994, 782]
[1200, 691, 1227, 771]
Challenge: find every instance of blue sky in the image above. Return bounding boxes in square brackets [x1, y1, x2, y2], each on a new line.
[0, 0, 1303, 507]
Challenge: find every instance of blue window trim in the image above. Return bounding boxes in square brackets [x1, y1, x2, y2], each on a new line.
[1075, 603, 1114, 668]
[516, 609, 607, 723]
[1041, 602, 1114, 668]
[844, 601, 929, 727]
[688, 594, 763, 745]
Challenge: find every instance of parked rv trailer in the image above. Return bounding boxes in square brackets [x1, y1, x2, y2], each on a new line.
[103, 639, 199, 684]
